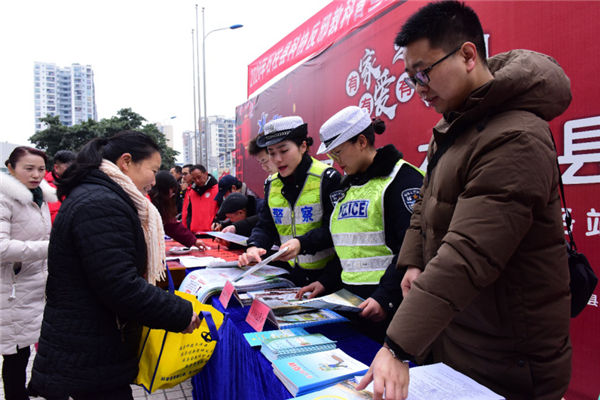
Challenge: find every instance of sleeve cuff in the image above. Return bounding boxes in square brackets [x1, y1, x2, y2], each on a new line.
[384, 336, 415, 362]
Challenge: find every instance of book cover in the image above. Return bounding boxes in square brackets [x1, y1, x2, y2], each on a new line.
[260, 334, 337, 362]
[270, 309, 349, 330]
[291, 379, 373, 400]
[272, 349, 369, 396]
[243, 328, 310, 347]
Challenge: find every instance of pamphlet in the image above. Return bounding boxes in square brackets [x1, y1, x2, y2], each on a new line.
[272, 348, 369, 396]
[233, 246, 289, 282]
[269, 308, 349, 330]
[293, 289, 365, 313]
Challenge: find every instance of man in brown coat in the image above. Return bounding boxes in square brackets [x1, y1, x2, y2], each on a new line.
[356, 2, 572, 400]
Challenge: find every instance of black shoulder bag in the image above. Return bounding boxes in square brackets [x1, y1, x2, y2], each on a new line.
[550, 133, 597, 317]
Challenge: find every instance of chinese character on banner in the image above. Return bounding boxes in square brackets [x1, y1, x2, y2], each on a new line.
[588, 294, 598, 307]
[395, 72, 415, 103]
[358, 48, 397, 119]
[586, 208, 600, 237]
[558, 115, 600, 184]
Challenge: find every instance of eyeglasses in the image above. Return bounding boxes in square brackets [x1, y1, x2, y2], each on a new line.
[327, 142, 351, 162]
[404, 46, 462, 90]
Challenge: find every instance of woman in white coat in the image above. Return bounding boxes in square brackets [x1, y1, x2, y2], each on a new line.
[1, 146, 55, 400]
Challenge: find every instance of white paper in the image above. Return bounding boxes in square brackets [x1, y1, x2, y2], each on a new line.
[177, 256, 226, 268]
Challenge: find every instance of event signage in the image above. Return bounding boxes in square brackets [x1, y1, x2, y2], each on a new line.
[246, 298, 271, 332]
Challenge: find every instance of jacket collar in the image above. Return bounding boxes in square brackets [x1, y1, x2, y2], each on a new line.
[82, 169, 138, 212]
[191, 174, 218, 196]
[1, 173, 58, 205]
[340, 144, 402, 188]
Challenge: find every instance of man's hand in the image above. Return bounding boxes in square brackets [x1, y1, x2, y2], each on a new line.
[181, 312, 201, 334]
[222, 225, 236, 234]
[401, 266, 422, 297]
[211, 222, 222, 232]
[358, 297, 387, 322]
[194, 239, 209, 251]
[277, 238, 301, 262]
[296, 281, 325, 299]
[355, 346, 410, 400]
[238, 246, 267, 267]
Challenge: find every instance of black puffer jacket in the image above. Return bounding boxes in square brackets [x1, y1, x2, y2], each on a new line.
[30, 170, 192, 398]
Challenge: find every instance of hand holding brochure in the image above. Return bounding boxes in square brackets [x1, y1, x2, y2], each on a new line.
[233, 246, 289, 282]
[293, 289, 365, 313]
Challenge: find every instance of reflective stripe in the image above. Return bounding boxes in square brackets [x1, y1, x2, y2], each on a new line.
[332, 231, 386, 247]
[340, 255, 395, 273]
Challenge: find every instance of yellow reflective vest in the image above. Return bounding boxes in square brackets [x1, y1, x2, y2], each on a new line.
[331, 160, 423, 284]
[268, 158, 336, 270]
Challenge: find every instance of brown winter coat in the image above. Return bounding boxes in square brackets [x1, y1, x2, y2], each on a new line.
[389, 50, 572, 399]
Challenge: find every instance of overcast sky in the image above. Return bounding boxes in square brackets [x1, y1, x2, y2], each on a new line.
[0, 0, 332, 155]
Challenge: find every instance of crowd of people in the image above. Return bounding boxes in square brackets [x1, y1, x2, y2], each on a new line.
[1, 1, 572, 400]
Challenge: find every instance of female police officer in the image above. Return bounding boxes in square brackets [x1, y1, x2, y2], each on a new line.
[297, 106, 424, 342]
[238, 116, 341, 286]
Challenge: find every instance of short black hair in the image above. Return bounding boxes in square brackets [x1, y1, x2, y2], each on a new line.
[395, 1, 487, 67]
[248, 134, 266, 156]
[172, 165, 182, 174]
[190, 164, 207, 173]
[182, 164, 193, 170]
[54, 150, 76, 164]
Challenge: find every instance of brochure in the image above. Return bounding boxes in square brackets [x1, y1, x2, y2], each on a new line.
[272, 348, 369, 396]
[247, 288, 316, 316]
[178, 265, 294, 303]
[243, 328, 310, 348]
[293, 289, 365, 313]
[260, 333, 337, 362]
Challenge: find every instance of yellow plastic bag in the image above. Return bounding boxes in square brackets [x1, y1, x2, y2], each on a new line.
[134, 290, 224, 393]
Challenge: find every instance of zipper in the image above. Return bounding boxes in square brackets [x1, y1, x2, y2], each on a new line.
[9, 262, 22, 300]
[116, 316, 127, 342]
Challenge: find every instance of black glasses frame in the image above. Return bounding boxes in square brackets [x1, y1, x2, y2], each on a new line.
[404, 45, 462, 90]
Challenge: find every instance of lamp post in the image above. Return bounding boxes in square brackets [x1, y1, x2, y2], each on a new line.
[202, 6, 242, 173]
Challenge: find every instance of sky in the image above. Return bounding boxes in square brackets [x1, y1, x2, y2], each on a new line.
[0, 0, 332, 156]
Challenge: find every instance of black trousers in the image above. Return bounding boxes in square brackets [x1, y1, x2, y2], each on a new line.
[2, 346, 31, 400]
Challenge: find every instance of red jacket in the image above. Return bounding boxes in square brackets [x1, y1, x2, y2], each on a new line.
[44, 171, 61, 224]
[181, 176, 219, 233]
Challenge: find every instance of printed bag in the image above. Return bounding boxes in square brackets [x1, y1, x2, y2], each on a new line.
[134, 266, 225, 393]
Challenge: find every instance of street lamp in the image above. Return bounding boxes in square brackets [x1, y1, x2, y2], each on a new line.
[202, 6, 243, 173]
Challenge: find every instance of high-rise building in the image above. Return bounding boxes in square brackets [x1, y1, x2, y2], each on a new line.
[34, 62, 97, 132]
[182, 130, 195, 165]
[156, 123, 174, 149]
[206, 115, 236, 173]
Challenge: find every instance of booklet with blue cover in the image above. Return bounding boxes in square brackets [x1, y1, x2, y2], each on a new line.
[291, 379, 373, 400]
[270, 308, 349, 330]
[272, 348, 369, 397]
[243, 328, 310, 348]
[260, 333, 337, 362]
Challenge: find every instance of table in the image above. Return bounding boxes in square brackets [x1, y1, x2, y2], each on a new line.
[160, 238, 244, 289]
[191, 298, 382, 400]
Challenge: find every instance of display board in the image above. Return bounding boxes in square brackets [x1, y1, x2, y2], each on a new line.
[236, 2, 600, 398]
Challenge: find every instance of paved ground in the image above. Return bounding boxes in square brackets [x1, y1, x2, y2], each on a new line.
[0, 346, 194, 400]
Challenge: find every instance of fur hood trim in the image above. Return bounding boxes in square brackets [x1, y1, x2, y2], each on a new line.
[0, 173, 58, 204]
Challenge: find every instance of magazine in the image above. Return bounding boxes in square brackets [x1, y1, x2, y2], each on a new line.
[178, 265, 294, 303]
[269, 309, 348, 330]
[246, 288, 317, 316]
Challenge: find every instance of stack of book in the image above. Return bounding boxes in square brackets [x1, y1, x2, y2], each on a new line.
[260, 333, 337, 362]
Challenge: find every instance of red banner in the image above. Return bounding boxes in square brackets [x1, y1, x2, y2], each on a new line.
[237, 2, 600, 398]
[247, 0, 398, 97]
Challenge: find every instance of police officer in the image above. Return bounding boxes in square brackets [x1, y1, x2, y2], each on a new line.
[238, 116, 342, 286]
[297, 106, 424, 342]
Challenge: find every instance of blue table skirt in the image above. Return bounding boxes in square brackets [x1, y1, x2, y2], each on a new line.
[192, 297, 382, 400]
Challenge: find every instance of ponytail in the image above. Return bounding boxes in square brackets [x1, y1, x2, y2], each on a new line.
[57, 131, 160, 199]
